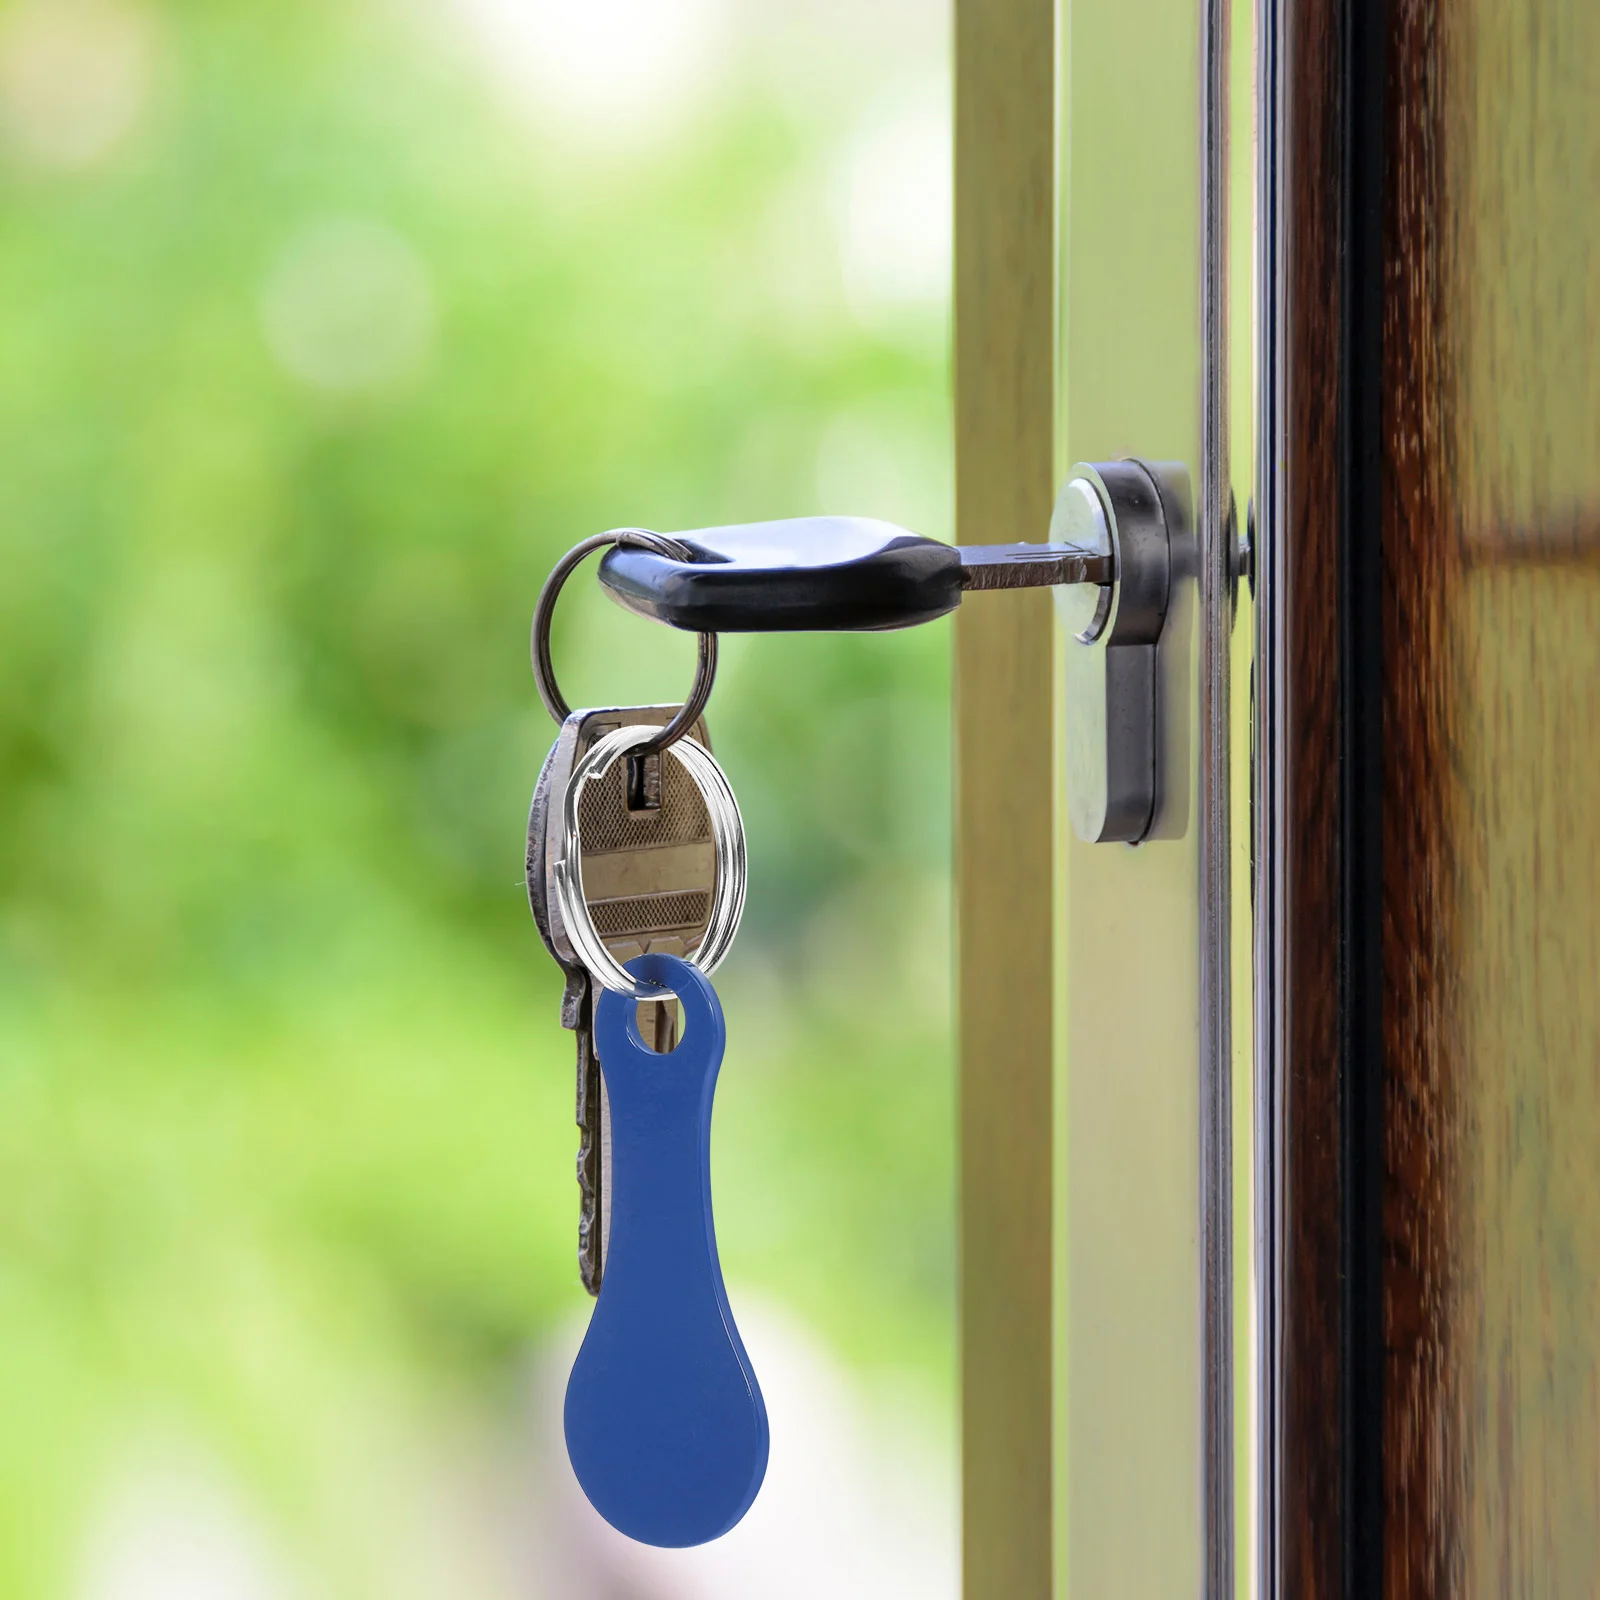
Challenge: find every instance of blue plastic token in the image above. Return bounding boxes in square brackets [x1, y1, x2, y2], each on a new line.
[564, 952, 769, 1547]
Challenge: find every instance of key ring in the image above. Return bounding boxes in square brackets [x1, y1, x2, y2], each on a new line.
[532, 529, 718, 756]
[554, 724, 747, 1000]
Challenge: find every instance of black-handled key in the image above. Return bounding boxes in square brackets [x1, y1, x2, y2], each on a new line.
[597, 516, 1113, 634]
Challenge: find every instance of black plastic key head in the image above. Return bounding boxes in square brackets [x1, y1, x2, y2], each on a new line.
[598, 516, 965, 633]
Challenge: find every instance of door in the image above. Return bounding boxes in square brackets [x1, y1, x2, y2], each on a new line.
[954, 0, 1253, 1593]
[1261, 0, 1600, 1593]
[956, 0, 1600, 1597]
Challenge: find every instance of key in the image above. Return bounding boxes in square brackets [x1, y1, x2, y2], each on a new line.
[529, 739, 604, 1291]
[564, 951, 768, 1547]
[526, 704, 717, 1294]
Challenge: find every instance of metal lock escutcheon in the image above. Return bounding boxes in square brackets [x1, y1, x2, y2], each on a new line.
[1053, 459, 1189, 845]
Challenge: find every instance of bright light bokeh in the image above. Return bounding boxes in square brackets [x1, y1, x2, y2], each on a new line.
[834, 79, 953, 335]
[0, 0, 160, 173]
[261, 217, 436, 394]
[454, 0, 732, 148]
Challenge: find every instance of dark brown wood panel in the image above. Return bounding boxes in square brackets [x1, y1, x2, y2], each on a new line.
[1264, 0, 1349, 1589]
[1383, 0, 1600, 1591]
[1381, 0, 1460, 1589]
[1269, 0, 1600, 1593]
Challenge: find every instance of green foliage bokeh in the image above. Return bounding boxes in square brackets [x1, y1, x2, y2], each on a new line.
[0, 0, 953, 1590]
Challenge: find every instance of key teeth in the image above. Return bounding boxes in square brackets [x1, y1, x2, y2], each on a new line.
[559, 965, 588, 1031]
[574, 998, 604, 1297]
[576, 1129, 601, 1295]
[576, 1113, 603, 1294]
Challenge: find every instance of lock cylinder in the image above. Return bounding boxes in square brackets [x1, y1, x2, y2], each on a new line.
[1054, 460, 1185, 845]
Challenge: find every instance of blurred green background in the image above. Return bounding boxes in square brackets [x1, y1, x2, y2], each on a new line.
[0, 0, 954, 1592]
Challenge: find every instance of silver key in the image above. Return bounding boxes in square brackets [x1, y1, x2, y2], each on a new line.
[527, 704, 717, 1293]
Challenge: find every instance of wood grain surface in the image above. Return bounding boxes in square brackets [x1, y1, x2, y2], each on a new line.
[1384, 0, 1600, 1591]
[1263, 0, 1350, 1588]
[952, 1, 1057, 1595]
[1269, 0, 1600, 1593]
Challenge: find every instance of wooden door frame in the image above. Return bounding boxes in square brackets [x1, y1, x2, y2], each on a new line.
[954, 1, 1237, 1591]
[952, 0, 1057, 1594]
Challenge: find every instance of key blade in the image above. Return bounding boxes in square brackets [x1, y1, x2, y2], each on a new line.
[957, 541, 1114, 590]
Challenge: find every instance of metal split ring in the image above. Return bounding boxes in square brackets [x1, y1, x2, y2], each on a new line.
[531, 529, 717, 756]
[553, 724, 747, 1000]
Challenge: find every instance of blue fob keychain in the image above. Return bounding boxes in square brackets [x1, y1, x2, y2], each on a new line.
[564, 950, 769, 1546]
